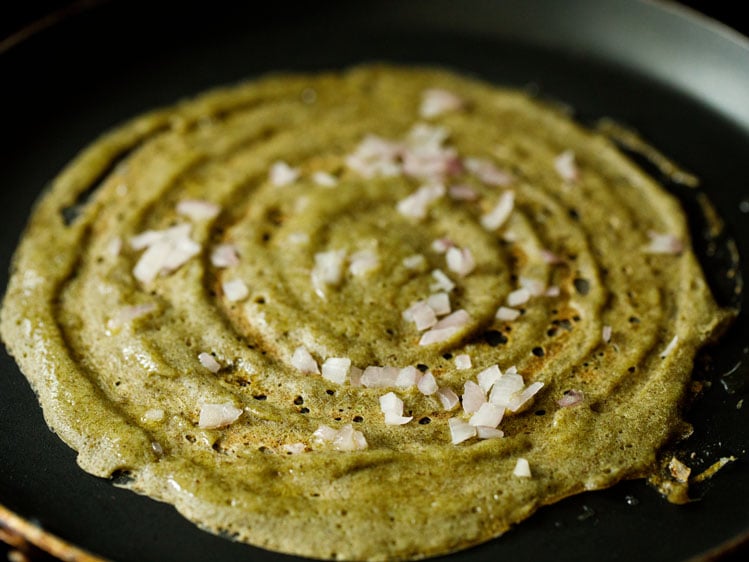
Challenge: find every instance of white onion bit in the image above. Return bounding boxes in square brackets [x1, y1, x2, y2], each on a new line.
[427, 292, 451, 316]
[660, 335, 679, 359]
[269, 160, 300, 186]
[419, 327, 459, 346]
[332, 425, 368, 451]
[420, 88, 465, 118]
[291, 346, 320, 374]
[557, 389, 584, 408]
[448, 184, 479, 201]
[396, 366, 422, 388]
[198, 352, 221, 373]
[433, 309, 470, 330]
[469, 402, 505, 428]
[107, 236, 122, 257]
[311, 249, 346, 297]
[554, 150, 579, 183]
[397, 183, 446, 219]
[454, 354, 472, 370]
[432, 238, 454, 254]
[462, 381, 487, 414]
[449, 418, 477, 445]
[519, 276, 546, 297]
[176, 199, 220, 221]
[496, 306, 521, 322]
[403, 254, 427, 270]
[379, 392, 413, 425]
[513, 457, 532, 478]
[430, 269, 456, 293]
[222, 278, 249, 302]
[602, 325, 612, 343]
[446, 246, 476, 277]
[477, 365, 502, 394]
[321, 357, 352, 385]
[107, 303, 157, 330]
[417, 371, 439, 396]
[198, 402, 242, 429]
[506, 287, 531, 307]
[346, 134, 403, 178]
[210, 244, 240, 268]
[312, 171, 338, 187]
[142, 408, 164, 422]
[131, 224, 201, 284]
[349, 249, 380, 277]
[645, 231, 684, 255]
[464, 157, 513, 186]
[436, 387, 460, 410]
[481, 191, 515, 230]
[361, 366, 399, 388]
[282, 443, 307, 455]
[477, 426, 504, 439]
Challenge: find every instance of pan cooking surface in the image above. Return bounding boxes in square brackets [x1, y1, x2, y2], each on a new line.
[1, 1, 748, 560]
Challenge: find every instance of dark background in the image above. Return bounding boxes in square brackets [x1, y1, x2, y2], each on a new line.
[1, 1, 747, 561]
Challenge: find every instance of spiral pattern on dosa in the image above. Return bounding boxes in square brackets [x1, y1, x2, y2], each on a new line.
[0, 66, 726, 561]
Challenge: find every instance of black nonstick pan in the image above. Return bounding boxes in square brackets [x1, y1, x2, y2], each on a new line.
[2, 1, 749, 560]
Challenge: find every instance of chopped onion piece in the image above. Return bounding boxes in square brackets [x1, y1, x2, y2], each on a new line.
[477, 426, 504, 439]
[332, 424, 368, 451]
[462, 381, 486, 414]
[288, 231, 310, 245]
[513, 457, 532, 478]
[427, 292, 451, 316]
[419, 326, 459, 346]
[132, 224, 200, 284]
[409, 301, 438, 331]
[107, 303, 157, 329]
[198, 402, 242, 429]
[176, 199, 220, 221]
[436, 387, 460, 410]
[545, 286, 561, 297]
[142, 408, 164, 422]
[312, 171, 338, 187]
[469, 402, 504, 428]
[417, 371, 438, 395]
[346, 134, 403, 178]
[311, 249, 346, 297]
[403, 254, 427, 270]
[420, 88, 465, 118]
[402, 124, 462, 181]
[481, 191, 515, 230]
[210, 244, 240, 268]
[282, 443, 306, 454]
[107, 236, 122, 257]
[349, 249, 380, 277]
[660, 335, 679, 358]
[449, 418, 476, 444]
[312, 424, 338, 443]
[431, 238, 454, 254]
[489, 373, 525, 408]
[519, 276, 546, 297]
[508, 381, 544, 412]
[645, 231, 684, 255]
[361, 366, 399, 388]
[434, 309, 470, 329]
[269, 160, 300, 186]
[449, 184, 478, 201]
[506, 287, 531, 307]
[291, 346, 319, 374]
[477, 365, 501, 394]
[446, 246, 475, 277]
[397, 183, 446, 219]
[430, 269, 456, 292]
[349, 366, 363, 387]
[540, 249, 563, 264]
[396, 366, 421, 388]
[602, 325, 612, 343]
[454, 354, 472, 370]
[557, 389, 584, 408]
[554, 150, 578, 183]
[464, 157, 513, 186]
[322, 357, 351, 384]
[496, 306, 520, 322]
[222, 278, 249, 302]
[198, 352, 221, 373]
[380, 392, 413, 425]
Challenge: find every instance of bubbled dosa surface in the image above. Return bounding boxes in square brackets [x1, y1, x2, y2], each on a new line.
[0, 66, 729, 561]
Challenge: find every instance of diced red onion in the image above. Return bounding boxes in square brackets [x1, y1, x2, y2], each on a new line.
[361, 366, 399, 388]
[446, 246, 475, 277]
[519, 276, 546, 297]
[427, 292, 451, 316]
[322, 357, 352, 385]
[198, 402, 242, 429]
[554, 150, 578, 183]
[311, 249, 346, 297]
[420, 88, 465, 118]
[396, 366, 421, 388]
[431, 238, 454, 254]
[176, 199, 220, 221]
[476, 426, 504, 439]
[346, 134, 403, 178]
[198, 352, 221, 373]
[464, 157, 513, 186]
[132, 224, 200, 284]
[291, 346, 319, 374]
[419, 326, 459, 346]
[477, 365, 501, 394]
[380, 392, 413, 425]
[448, 184, 478, 201]
[434, 309, 470, 329]
[545, 286, 561, 297]
[449, 418, 477, 445]
[397, 183, 446, 219]
[222, 278, 249, 302]
[430, 269, 456, 292]
[540, 249, 563, 264]
[349, 366, 363, 387]
[410, 301, 438, 331]
[481, 191, 515, 230]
